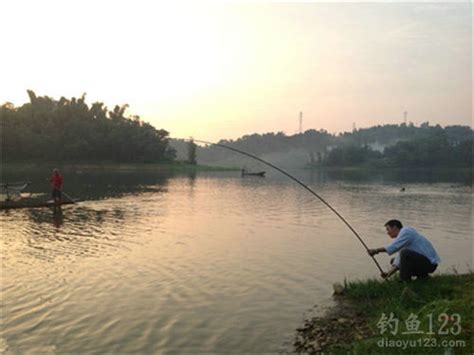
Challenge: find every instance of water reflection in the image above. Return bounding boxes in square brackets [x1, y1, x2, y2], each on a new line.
[319, 168, 473, 184]
[187, 171, 197, 185]
[52, 206, 63, 228]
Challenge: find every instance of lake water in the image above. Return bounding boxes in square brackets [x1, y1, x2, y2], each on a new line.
[1, 167, 472, 353]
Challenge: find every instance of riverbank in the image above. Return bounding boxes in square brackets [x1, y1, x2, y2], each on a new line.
[1, 161, 239, 174]
[294, 273, 473, 353]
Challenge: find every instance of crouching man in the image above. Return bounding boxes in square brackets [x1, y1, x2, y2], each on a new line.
[368, 220, 441, 281]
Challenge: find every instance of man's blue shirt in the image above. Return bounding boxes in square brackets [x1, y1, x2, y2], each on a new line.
[384, 227, 441, 267]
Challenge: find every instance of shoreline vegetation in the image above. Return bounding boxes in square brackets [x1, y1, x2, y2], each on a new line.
[294, 273, 473, 353]
[1, 161, 239, 174]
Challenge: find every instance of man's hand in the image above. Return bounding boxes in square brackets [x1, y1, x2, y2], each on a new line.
[382, 265, 399, 279]
[367, 249, 378, 256]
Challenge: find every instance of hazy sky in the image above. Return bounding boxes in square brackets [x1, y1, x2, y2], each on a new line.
[1, 1, 471, 141]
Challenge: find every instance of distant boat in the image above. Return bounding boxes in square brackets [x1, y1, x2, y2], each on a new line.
[241, 169, 266, 177]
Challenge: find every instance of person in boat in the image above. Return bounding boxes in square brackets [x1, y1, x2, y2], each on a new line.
[367, 219, 440, 281]
[49, 168, 64, 203]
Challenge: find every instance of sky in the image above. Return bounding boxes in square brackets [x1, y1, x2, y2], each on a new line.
[0, 1, 471, 141]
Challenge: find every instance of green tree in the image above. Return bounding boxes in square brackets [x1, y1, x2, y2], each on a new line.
[1, 91, 175, 163]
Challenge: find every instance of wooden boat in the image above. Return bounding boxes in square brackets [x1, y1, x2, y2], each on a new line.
[241, 170, 266, 177]
[0, 198, 80, 210]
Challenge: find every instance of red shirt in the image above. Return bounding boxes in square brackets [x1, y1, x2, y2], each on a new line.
[50, 174, 64, 190]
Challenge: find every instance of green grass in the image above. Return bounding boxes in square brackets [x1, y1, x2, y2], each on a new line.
[332, 273, 473, 354]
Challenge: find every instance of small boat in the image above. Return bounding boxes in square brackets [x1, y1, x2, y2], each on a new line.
[0, 198, 80, 210]
[241, 169, 266, 177]
[1, 181, 31, 201]
[1, 181, 80, 210]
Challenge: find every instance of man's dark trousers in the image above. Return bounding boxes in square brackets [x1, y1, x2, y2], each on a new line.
[399, 249, 437, 281]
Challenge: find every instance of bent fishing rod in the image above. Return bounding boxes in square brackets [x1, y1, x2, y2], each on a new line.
[177, 138, 385, 275]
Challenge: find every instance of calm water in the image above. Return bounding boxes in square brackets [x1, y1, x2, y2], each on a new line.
[1, 168, 472, 353]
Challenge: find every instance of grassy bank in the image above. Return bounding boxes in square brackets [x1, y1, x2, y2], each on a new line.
[295, 273, 473, 354]
[1, 161, 239, 174]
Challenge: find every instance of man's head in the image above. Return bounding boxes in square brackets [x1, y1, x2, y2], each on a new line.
[53, 168, 59, 175]
[384, 219, 403, 238]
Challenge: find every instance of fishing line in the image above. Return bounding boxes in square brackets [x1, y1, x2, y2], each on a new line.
[177, 138, 384, 274]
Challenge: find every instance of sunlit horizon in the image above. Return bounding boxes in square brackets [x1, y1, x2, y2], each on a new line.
[1, 1, 471, 142]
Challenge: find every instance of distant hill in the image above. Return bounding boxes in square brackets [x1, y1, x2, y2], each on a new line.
[170, 123, 473, 169]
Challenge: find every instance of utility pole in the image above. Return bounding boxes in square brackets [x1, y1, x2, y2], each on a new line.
[404, 111, 408, 125]
[299, 111, 303, 134]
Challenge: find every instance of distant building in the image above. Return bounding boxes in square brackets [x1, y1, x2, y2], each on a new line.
[368, 141, 387, 152]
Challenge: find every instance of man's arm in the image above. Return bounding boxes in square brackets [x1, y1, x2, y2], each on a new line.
[368, 230, 411, 257]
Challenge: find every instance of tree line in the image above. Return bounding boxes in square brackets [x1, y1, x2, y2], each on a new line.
[323, 126, 473, 168]
[1, 91, 176, 163]
[187, 123, 473, 168]
[2, 91, 472, 168]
